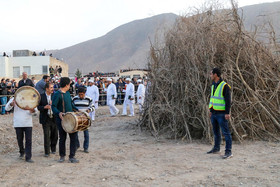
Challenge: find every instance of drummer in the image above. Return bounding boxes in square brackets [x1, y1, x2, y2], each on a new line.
[72, 87, 95, 153]
[52, 77, 80, 163]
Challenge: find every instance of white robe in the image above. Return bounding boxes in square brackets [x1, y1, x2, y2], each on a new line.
[106, 83, 119, 115]
[136, 84, 145, 105]
[86, 85, 99, 120]
[122, 83, 135, 115]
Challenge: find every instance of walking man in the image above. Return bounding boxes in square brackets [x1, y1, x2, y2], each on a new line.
[136, 79, 145, 114]
[38, 82, 58, 157]
[122, 78, 135, 117]
[72, 87, 94, 153]
[106, 78, 119, 116]
[52, 77, 79, 163]
[86, 80, 99, 120]
[207, 68, 233, 159]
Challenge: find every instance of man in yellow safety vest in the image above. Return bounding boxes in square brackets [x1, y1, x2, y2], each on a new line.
[207, 68, 233, 159]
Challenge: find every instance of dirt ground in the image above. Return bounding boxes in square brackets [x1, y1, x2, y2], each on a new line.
[0, 105, 280, 187]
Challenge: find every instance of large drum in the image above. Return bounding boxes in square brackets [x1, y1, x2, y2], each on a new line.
[14, 86, 40, 110]
[62, 112, 91, 133]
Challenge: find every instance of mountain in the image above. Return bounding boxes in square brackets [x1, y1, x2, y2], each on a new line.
[241, 2, 280, 38]
[51, 2, 280, 74]
[51, 13, 178, 74]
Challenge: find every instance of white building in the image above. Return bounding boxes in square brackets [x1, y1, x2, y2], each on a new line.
[0, 50, 68, 79]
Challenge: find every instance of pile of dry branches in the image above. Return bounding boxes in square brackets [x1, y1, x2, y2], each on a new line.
[139, 2, 280, 142]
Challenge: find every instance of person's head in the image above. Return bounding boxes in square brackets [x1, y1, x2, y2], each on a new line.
[137, 79, 142, 85]
[125, 78, 131, 84]
[78, 87, 86, 99]
[1, 78, 5, 83]
[88, 79, 94, 86]
[45, 82, 54, 94]
[210, 68, 221, 82]
[22, 72, 28, 80]
[77, 79, 81, 84]
[43, 75, 50, 82]
[107, 78, 112, 84]
[60, 77, 70, 90]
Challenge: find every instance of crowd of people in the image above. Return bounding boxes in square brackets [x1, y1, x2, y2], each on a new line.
[1, 67, 233, 163]
[0, 72, 147, 163]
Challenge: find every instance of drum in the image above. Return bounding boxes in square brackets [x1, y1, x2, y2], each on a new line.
[62, 112, 91, 133]
[14, 86, 41, 110]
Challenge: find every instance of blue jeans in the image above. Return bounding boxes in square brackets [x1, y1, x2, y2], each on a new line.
[76, 130, 89, 150]
[0, 96, 7, 114]
[211, 113, 232, 152]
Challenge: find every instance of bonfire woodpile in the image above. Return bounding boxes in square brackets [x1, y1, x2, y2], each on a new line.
[139, 2, 280, 142]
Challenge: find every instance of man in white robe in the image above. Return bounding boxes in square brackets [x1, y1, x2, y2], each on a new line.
[106, 78, 119, 116]
[136, 79, 145, 114]
[122, 78, 135, 117]
[86, 80, 99, 120]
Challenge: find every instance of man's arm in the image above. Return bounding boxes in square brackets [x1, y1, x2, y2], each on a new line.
[51, 93, 61, 115]
[223, 84, 231, 115]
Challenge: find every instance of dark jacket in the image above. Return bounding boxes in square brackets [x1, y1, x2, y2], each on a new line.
[18, 79, 34, 88]
[38, 93, 54, 125]
[0, 82, 7, 95]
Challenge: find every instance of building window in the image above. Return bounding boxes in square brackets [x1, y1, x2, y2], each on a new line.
[42, 65, 48, 74]
[23, 66, 31, 75]
[13, 67, 20, 78]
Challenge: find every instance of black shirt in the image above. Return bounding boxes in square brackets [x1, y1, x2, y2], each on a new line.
[18, 79, 34, 88]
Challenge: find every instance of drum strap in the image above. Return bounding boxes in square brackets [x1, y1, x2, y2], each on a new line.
[61, 93, 65, 113]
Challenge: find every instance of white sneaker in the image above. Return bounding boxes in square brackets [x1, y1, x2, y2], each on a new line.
[128, 114, 134, 117]
[115, 110, 120, 115]
[121, 114, 127, 116]
[110, 114, 116, 117]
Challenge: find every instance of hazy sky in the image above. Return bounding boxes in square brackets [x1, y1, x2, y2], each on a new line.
[0, 0, 279, 53]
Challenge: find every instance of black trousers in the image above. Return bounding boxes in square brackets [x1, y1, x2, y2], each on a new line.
[55, 117, 77, 159]
[15, 127, 32, 160]
[42, 117, 58, 154]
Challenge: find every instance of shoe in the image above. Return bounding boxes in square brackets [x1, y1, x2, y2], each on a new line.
[128, 114, 134, 117]
[44, 154, 49, 157]
[69, 158, 79, 163]
[76, 146, 80, 151]
[51, 151, 56, 154]
[84, 149, 89, 153]
[207, 148, 221, 154]
[223, 151, 233, 159]
[121, 114, 127, 116]
[26, 159, 34, 163]
[115, 110, 120, 115]
[58, 156, 65, 163]
[19, 153, 25, 158]
[110, 114, 116, 117]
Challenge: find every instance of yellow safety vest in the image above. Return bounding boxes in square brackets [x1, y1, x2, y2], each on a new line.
[209, 81, 228, 111]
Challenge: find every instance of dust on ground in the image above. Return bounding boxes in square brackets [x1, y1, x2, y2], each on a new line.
[0, 105, 280, 187]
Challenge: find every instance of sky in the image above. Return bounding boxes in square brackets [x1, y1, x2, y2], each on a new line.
[0, 0, 279, 53]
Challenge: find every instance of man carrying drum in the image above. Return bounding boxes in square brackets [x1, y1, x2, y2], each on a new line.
[72, 87, 95, 153]
[52, 77, 80, 163]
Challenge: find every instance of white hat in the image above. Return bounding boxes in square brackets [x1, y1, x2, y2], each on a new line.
[107, 78, 112, 82]
[88, 79, 94, 83]
[137, 79, 142, 83]
[126, 78, 131, 81]
[96, 77, 100, 80]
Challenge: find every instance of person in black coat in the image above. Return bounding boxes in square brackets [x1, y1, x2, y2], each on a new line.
[18, 72, 34, 88]
[37, 82, 58, 157]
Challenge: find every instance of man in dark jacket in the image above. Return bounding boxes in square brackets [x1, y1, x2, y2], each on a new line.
[38, 83, 58, 157]
[35, 75, 50, 94]
[0, 78, 8, 115]
[207, 68, 232, 159]
[18, 72, 34, 88]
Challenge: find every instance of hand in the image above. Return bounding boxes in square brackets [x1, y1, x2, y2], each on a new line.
[209, 112, 212, 118]
[95, 101, 98, 103]
[225, 114, 231, 120]
[44, 105, 51, 109]
[59, 112, 65, 120]
[130, 98, 134, 100]
[139, 96, 142, 99]
[10, 100, 15, 107]
[29, 109, 35, 113]
[86, 109, 90, 113]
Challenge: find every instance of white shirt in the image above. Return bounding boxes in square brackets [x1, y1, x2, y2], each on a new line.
[125, 83, 135, 100]
[106, 83, 117, 105]
[86, 85, 99, 102]
[136, 84, 145, 98]
[5, 97, 33, 128]
[46, 93, 52, 117]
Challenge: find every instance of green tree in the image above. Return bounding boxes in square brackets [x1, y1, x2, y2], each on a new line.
[75, 68, 82, 79]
